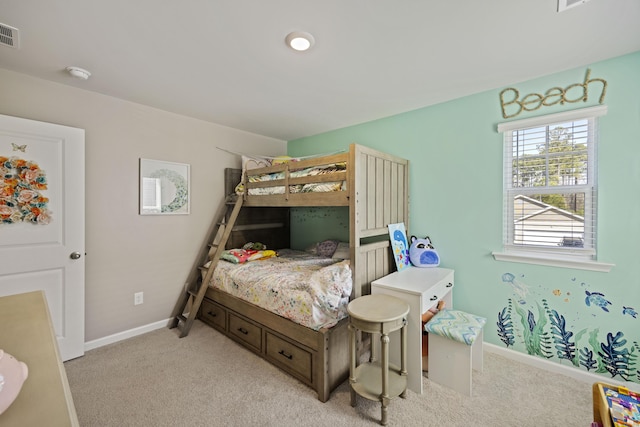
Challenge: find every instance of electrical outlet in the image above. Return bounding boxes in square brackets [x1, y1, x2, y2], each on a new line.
[134, 292, 144, 305]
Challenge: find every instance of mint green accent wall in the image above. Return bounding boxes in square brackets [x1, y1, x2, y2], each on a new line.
[289, 51, 640, 384]
[290, 206, 349, 249]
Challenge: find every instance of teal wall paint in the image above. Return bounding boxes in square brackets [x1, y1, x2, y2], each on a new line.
[288, 51, 640, 384]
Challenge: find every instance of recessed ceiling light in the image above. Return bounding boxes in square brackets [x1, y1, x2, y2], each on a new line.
[285, 31, 314, 52]
[66, 66, 91, 80]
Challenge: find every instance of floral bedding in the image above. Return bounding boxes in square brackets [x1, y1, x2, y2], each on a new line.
[235, 163, 346, 195]
[208, 249, 352, 330]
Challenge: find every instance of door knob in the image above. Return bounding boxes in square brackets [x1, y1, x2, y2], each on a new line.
[70, 251, 82, 260]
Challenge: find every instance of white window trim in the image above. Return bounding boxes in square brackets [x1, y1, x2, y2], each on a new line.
[497, 105, 608, 133]
[495, 105, 614, 272]
[492, 250, 614, 272]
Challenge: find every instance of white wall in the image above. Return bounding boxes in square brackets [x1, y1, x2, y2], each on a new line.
[0, 68, 286, 342]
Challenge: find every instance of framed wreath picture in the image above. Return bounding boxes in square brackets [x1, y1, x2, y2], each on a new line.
[139, 159, 190, 215]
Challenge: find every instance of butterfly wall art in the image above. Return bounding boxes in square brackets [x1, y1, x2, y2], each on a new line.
[11, 142, 27, 152]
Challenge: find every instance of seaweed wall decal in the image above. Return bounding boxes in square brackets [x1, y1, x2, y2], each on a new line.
[550, 309, 576, 363]
[495, 272, 640, 385]
[497, 304, 515, 347]
[535, 302, 554, 359]
[514, 302, 552, 358]
[587, 328, 608, 374]
[634, 341, 640, 382]
[579, 347, 597, 371]
[598, 332, 632, 380]
[571, 328, 588, 367]
[514, 303, 535, 355]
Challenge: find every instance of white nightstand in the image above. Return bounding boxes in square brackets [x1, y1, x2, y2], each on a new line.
[371, 267, 454, 394]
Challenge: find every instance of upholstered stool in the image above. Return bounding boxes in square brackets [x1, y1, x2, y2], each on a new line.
[423, 309, 486, 396]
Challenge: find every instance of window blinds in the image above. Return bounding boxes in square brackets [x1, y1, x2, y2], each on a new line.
[499, 106, 606, 258]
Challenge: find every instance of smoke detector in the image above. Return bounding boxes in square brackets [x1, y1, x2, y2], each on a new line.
[0, 23, 20, 49]
[66, 66, 91, 80]
[558, 0, 592, 12]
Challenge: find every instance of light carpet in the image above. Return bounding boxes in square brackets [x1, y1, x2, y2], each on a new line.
[64, 320, 593, 426]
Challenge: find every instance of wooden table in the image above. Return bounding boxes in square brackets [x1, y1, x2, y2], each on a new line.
[348, 294, 409, 426]
[0, 291, 79, 427]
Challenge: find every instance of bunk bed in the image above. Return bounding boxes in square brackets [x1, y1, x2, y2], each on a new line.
[196, 143, 409, 402]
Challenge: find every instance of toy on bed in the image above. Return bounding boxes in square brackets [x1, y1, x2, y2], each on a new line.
[219, 242, 277, 264]
[409, 236, 440, 267]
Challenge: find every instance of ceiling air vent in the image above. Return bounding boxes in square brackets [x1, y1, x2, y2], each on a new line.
[0, 23, 20, 49]
[558, 0, 592, 12]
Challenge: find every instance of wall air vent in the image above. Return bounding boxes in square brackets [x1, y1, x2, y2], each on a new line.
[558, 0, 592, 12]
[0, 23, 20, 49]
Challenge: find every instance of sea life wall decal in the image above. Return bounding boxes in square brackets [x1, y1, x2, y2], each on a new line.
[502, 272, 529, 303]
[623, 307, 638, 319]
[585, 291, 612, 312]
[496, 272, 639, 384]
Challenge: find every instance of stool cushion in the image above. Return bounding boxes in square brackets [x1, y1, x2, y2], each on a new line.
[424, 309, 486, 345]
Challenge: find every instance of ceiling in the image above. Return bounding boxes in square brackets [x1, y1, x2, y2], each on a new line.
[1, 1, 639, 141]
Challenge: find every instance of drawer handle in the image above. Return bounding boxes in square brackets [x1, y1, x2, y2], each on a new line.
[446, 282, 453, 288]
[430, 295, 437, 301]
[278, 350, 293, 360]
[237, 327, 249, 335]
[207, 311, 217, 317]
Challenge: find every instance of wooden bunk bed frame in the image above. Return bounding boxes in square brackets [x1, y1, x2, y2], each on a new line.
[197, 143, 409, 402]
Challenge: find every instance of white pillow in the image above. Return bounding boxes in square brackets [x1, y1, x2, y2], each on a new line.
[242, 155, 271, 171]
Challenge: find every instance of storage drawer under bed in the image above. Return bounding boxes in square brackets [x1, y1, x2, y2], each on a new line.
[228, 312, 262, 352]
[265, 332, 313, 384]
[199, 299, 227, 331]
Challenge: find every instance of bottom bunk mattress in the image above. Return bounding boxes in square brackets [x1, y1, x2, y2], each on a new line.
[206, 249, 352, 330]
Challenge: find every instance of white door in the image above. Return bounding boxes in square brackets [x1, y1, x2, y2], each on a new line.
[0, 114, 85, 361]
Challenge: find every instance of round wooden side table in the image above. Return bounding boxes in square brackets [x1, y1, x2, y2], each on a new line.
[348, 294, 409, 426]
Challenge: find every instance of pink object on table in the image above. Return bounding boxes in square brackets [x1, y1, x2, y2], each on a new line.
[0, 350, 29, 414]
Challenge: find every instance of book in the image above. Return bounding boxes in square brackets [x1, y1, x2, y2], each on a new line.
[603, 385, 640, 427]
[388, 222, 411, 272]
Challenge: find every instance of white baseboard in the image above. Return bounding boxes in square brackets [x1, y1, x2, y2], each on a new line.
[485, 342, 632, 387]
[84, 318, 171, 352]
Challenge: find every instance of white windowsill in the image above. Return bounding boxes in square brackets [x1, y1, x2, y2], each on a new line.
[492, 251, 614, 272]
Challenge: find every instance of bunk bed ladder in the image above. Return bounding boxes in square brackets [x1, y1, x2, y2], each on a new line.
[168, 195, 244, 337]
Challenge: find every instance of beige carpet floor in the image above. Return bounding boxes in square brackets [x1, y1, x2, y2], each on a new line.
[64, 320, 594, 427]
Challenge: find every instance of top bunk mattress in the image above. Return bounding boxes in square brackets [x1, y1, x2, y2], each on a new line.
[234, 153, 348, 206]
[240, 162, 346, 195]
[206, 249, 352, 330]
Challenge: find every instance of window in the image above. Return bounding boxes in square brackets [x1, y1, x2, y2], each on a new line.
[141, 177, 162, 212]
[497, 106, 607, 265]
